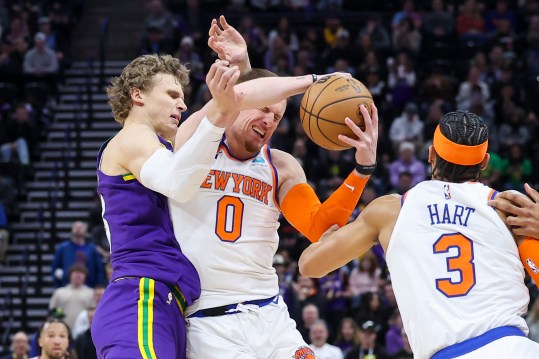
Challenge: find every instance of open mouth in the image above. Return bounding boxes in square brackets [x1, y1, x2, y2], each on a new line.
[252, 125, 265, 139]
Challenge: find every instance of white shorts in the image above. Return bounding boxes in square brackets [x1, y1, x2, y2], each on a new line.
[185, 296, 314, 359]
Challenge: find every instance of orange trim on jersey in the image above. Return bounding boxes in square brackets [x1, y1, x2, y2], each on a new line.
[264, 146, 280, 210]
[519, 237, 539, 286]
[433, 126, 488, 165]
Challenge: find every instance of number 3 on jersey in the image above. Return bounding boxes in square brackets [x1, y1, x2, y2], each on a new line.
[215, 196, 244, 242]
[433, 233, 476, 297]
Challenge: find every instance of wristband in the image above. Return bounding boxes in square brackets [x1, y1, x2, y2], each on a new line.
[312, 74, 318, 83]
[355, 162, 376, 176]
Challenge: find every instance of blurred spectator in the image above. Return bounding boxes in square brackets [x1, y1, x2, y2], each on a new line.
[249, 0, 281, 11]
[0, 331, 29, 359]
[391, 0, 421, 31]
[354, 292, 386, 331]
[31, 318, 72, 359]
[456, 0, 487, 46]
[237, 16, 267, 67]
[527, 296, 539, 343]
[503, 144, 532, 190]
[390, 330, 413, 358]
[423, 0, 454, 40]
[139, 25, 174, 55]
[297, 302, 320, 343]
[51, 220, 105, 288]
[480, 151, 505, 189]
[385, 309, 404, 356]
[319, 269, 348, 337]
[72, 285, 105, 339]
[0, 39, 24, 85]
[485, 0, 517, 34]
[393, 171, 414, 195]
[455, 66, 490, 110]
[74, 306, 97, 359]
[23, 32, 58, 91]
[322, 28, 359, 73]
[1, 104, 37, 165]
[49, 263, 94, 330]
[264, 34, 295, 75]
[273, 253, 296, 312]
[174, 35, 203, 81]
[387, 52, 416, 109]
[359, 15, 391, 54]
[309, 319, 344, 359]
[3, 17, 29, 44]
[323, 17, 345, 48]
[345, 320, 388, 359]
[392, 17, 421, 55]
[144, 0, 175, 42]
[333, 317, 360, 356]
[28, 308, 66, 357]
[389, 141, 426, 190]
[389, 103, 423, 152]
[498, 106, 530, 151]
[37, 16, 66, 64]
[268, 16, 299, 52]
[348, 253, 382, 309]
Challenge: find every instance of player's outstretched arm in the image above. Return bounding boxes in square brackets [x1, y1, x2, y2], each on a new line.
[176, 72, 348, 150]
[137, 60, 240, 203]
[279, 103, 378, 242]
[299, 195, 396, 278]
[208, 15, 251, 74]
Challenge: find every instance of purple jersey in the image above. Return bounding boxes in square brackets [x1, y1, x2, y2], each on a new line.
[96, 137, 200, 305]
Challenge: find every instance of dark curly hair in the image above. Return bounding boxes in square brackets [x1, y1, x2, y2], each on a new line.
[432, 110, 489, 182]
[107, 54, 189, 125]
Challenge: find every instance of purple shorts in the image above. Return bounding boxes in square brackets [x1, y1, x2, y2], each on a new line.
[91, 277, 187, 359]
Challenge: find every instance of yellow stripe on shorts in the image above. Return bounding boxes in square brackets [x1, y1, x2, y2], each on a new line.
[138, 278, 157, 359]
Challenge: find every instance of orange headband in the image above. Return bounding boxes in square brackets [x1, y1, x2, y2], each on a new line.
[433, 126, 488, 165]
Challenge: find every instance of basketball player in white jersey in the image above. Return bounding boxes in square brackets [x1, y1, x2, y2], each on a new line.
[299, 111, 539, 358]
[169, 65, 378, 358]
[168, 17, 378, 359]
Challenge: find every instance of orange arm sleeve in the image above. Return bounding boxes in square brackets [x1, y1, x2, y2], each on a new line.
[519, 237, 539, 285]
[281, 171, 369, 243]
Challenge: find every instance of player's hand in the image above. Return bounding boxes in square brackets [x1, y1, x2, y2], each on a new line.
[489, 184, 539, 239]
[208, 15, 251, 73]
[205, 60, 241, 127]
[338, 103, 378, 172]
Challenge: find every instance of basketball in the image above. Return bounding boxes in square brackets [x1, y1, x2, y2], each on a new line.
[300, 74, 373, 151]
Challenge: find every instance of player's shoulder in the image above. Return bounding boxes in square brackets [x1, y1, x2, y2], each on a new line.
[363, 194, 401, 219]
[269, 148, 299, 168]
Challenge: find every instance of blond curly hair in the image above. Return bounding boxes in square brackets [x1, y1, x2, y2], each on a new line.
[107, 54, 190, 125]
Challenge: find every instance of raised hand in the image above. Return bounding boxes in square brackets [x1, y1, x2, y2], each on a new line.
[338, 103, 379, 173]
[205, 60, 241, 127]
[489, 184, 539, 239]
[208, 15, 251, 73]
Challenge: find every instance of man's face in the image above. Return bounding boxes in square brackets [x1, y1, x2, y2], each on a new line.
[39, 322, 69, 359]
[11, 332, 29, 355]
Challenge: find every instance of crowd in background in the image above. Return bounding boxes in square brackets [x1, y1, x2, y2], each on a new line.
[1, 0, 539, 358]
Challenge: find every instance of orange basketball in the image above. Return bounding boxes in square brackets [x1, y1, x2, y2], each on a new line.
[299, 74, 373, 151]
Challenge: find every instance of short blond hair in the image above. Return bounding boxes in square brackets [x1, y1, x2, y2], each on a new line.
[107, 54, 190, 125]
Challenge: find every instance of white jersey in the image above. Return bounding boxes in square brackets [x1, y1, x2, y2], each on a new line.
[386, 181, 529, 359]
[169, 142, 281, 316]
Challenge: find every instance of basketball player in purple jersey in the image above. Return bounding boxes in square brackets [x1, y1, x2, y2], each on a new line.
[91, 53, 339, 358]
[90, 56, 241, 359]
